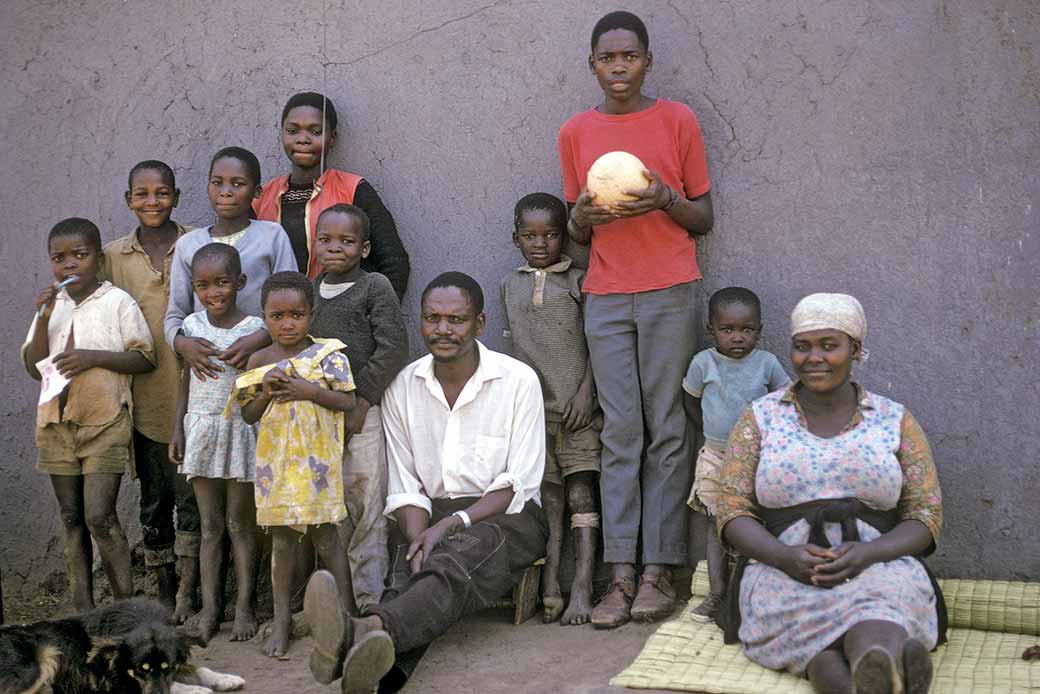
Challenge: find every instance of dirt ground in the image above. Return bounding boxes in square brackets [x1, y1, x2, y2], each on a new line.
[197, 607, 674, 694]
[3, 556, 694, 693]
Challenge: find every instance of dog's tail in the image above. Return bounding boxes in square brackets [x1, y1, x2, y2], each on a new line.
[18, 645, 62, 694]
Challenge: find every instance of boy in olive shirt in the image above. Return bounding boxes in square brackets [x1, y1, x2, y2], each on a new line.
[103, 160, 200, 617]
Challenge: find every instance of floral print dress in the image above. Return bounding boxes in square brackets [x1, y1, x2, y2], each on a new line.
[716, 383, 943, 674]
[232, 338, 354, 531]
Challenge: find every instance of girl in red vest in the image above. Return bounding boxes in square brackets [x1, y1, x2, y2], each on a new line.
[254, 92, 410, 299]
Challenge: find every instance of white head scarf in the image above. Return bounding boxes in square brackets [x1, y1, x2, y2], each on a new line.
[790, 293, 869, 362]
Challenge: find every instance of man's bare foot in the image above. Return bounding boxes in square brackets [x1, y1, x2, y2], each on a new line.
[262, 615, 293, 658]
[196, 609, 221, 642]
[560, 582, 594, 626]
[230, 607, 259, 642]
[542, 592, 565, 623]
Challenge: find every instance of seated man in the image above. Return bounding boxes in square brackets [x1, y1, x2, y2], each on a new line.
[305, 271, 548, 693]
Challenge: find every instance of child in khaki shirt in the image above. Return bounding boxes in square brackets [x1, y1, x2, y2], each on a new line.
[103, 160, 201, 616]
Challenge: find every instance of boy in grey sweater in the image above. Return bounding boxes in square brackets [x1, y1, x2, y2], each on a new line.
[309, 203, 409, 610]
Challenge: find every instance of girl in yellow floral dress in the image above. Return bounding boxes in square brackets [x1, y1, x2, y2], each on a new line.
[235, 271, 357, 659]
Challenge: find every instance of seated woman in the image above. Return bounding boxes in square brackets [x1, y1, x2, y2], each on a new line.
[716, 293, 945, 694]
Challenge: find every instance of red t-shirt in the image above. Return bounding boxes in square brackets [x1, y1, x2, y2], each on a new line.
[558, 99, 711, 295]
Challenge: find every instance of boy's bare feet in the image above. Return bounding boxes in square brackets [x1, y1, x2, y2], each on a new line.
[262, 614, 293, 657]
[196, 608, 222, 643]
[560, 583, 594, 626]
[230, 607, 259, 642]
[561, 523, 597, 626]
[542, 591, 565, 623]
[173, 556, 199, 624]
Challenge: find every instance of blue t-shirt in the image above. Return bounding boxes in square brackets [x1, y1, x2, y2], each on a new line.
[682, 348, 791, 447]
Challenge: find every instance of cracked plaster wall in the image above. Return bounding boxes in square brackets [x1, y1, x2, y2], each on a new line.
[0, 0, 1037, 594]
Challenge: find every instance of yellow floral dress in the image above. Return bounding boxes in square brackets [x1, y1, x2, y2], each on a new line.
[232, 338, 354, 531]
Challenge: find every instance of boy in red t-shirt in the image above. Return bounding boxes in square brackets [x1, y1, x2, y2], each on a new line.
[558, 10, 714, 629]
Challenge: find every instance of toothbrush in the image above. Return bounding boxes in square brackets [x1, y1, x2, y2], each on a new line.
[37, 275, 79, 317]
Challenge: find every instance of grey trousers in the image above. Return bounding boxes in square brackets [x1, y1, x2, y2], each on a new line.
[338, 405, 390, 611]
[585, 281, 697, 565]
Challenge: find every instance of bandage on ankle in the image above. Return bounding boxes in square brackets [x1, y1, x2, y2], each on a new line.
[570, 512, 600, 529]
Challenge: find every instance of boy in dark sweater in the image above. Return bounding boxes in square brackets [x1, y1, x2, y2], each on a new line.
[309, 203, 409, 610]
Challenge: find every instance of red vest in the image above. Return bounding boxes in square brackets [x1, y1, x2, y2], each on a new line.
[253, 168, 363, 277]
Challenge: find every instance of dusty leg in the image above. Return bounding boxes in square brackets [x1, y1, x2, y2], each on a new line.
[311, 524, 356, 617]
[704, 515, 726, 594]
[807, 647, 852, 694]
[226, 481, 259, 641]
[264, 527, 298, 658]
[83, 473, 132, 600]
[173, 555, 200, 624]
[540, 481, 566, 623]
[50, 475, 94, 611]
[192, 478, 227, 641]
[560, 472, 598, 626]
[173, 473, 201, 624]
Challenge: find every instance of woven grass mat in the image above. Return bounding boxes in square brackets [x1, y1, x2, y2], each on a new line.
[690, 567, 1040, 635]
[611, 605, 1040, 693]
[610, 567, 1040, 693]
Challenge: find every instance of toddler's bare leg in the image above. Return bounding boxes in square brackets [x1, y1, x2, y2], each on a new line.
[264, 527, 298, 658]
[50, 475, 94, 611]
[84, 473, 132, 600]
[704, 514, 727, 595]
[311, 523, 356, 617]
[541, 481, 566, 623]
[226, 481, 258, 641]
[192, 477, 227, 641]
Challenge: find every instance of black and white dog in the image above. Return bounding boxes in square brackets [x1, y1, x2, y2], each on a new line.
[0, 597, 244, 694]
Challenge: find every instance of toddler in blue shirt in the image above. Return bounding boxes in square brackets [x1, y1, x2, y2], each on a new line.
[683, 287, 790, 622]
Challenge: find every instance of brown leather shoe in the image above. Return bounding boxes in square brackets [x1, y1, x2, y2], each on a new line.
[590, 576, 636, 630]
[630, 572, 677, 622]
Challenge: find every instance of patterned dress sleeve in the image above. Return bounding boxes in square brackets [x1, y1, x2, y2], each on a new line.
[716, 405, 764, 539]
[896, 410, 943, 546]
[229, 365, 270, 412]
[321, 350, 356, 393]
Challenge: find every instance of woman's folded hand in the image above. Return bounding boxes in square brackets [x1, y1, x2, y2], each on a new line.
[810, 541, 878, 588]
[775, 544, 831, 585]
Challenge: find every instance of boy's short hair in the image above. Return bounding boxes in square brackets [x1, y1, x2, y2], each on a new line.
[282, 92, 339, 131]
[421, 271, 485, 314]
[128, 160, 176, 190]
[591, 11, 650, 52]
[48, 217, 102, 252]
[513, 192, 567, 231]
[191, 243, 242, 277]
[262, 271, 314, 310]
[209, 147, 261, 186]
[708, 286, 762, 322]
[318, 203, 371, 241]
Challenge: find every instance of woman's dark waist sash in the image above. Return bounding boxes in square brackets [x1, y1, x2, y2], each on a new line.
[717, 498, 947, 646]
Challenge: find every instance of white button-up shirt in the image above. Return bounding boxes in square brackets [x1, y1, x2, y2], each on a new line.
[382, 341, 545, 517]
